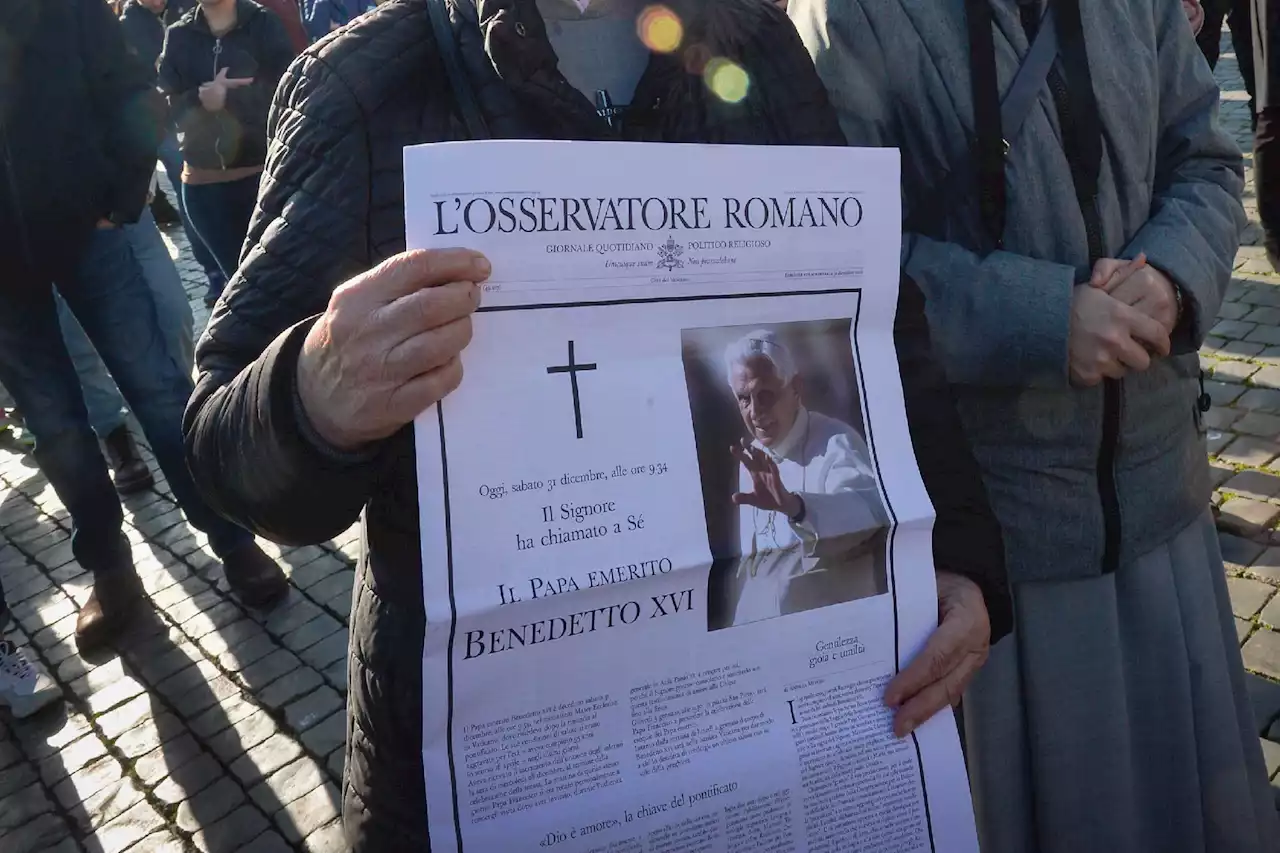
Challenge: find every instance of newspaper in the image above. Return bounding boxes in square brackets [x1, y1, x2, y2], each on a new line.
[406, 141, 977, 853]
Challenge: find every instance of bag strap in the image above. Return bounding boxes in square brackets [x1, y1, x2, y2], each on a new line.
[963, 0, 1005, 249]
[426, 0, 491, 140]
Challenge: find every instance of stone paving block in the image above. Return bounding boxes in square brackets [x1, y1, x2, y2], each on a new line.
[96, 694, 153, 741]
[0, 785, 54, 833]
[1239, 618, 1254, 644]
[1219, 498, 1280, 537]
[87, 800, 165, 853]
[1262, 595, 1280, 631]
[1208, 431, 1237, 455]
[1212, 359, 1260, 383]
[307, 571, 354, 609]
[1244, 630, 1280, 681]
[327, 747, 343, 782]
[1211, 460, 1237, 489]
[176, 776, 246, 832]
[323, 657, 347, 693]
[1248, 325, 1280, 345]
[300, 712, 346, 757]
[74, 778, 145, 834]
[0, 738, 21, 772]
[285, 687, 344, 734]
[240, 648, 303, 692]
[5, 572, 52, 606]
[1218, 301, 1253, 321]
[300, 631, 348, 672]
[38, 732, 109, 784]
[164, 589, 223, 625]
[259, 666, 325, 711]
[113, 711, 182, 760]
[192, 807, 271, 853]
[264, 597, 326, 637]
[132, 643, 202, 688]
[276, 782, 342, 844]
[249, 756, 328, 815]
[1205, 406, 1243, 431]
[0, 812, 73, 853]
[287, 556, 349, 592]
[83, 674, 148, 717]
[151, 753, 223, 806]
[196, 618, 269, 659]
[31, 539, 75, 571]
[134, 733, 202, 787]
[13, 711, 92, 760]
[230, 733, 304, 785]
[188, 695, 260, 740]
[1219, 436, 1280, 467]
[183, 600, 247, 641]
[1256, 366, 1280, 390]
[1230, 577, 1276, 620]
[170, 673, 242, 720]
[302, 819, 347, 853]
[1239, 387, 1280, 411]
[206, 709, 278, 763]
[283, 614, 344, 655]
[1223, 339, 1267, 357]
[1225, 470, 1280, 500]
[1234, 412, 1280, 437]
[53, 755, 125, 808]
[238, 829, 293, 853]
[155, 660, 221, 708]
[125, 832, 186, 853]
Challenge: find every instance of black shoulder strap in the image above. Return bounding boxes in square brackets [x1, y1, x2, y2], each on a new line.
[964, 0, 1006, 250]
[426, 0, 491, 140]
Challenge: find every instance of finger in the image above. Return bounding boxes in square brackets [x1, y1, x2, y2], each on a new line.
[1111, 334, 1152, 372]
[730, 443, 751, 467]
[731, 492, 766, 509]
[338, 249, 491, 310]
[384, 356, 465, 424]
[1123, 305, 1171, 357]
[382, 316, 473, 380]
[379, 279, 481, 338]
[214, 67, 229, 82]
[1089, 259, 1124, 288]
[891, 651, 985, 738]
[884, 618, 968, 709]
[1099, 255, 1147, 294]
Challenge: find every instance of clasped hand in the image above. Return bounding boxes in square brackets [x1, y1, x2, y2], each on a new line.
[1069, 254, 1178, 387]
[198, 68, 254, 112]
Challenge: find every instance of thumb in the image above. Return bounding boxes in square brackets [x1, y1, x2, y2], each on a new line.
[214, 67, 230, 82]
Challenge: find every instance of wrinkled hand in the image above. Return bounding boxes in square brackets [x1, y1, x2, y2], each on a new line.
[296, 248, 489, 451]
[1069, 284, 1170, 386]
[731, 440, 802, 519]
[884, 570, 990, 738]
[1182, 0, 1205, 34]
[1090, 255, 1179, 335]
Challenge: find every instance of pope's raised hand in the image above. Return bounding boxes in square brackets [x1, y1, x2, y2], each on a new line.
[731, 439, 802, 519]
[296, 248, 489, 451]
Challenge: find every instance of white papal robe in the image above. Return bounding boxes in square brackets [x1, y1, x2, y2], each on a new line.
[730, 407, 887, 626]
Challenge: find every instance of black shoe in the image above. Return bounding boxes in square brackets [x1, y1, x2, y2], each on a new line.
[150, 189, 181, 227]
[102, 425, 154, 495]
[222, 543, 289, 610]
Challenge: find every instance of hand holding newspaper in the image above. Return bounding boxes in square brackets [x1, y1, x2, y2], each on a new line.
[406, 140, 977, 853]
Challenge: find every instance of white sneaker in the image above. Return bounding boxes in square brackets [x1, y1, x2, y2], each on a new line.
[0, 639, 61, 719]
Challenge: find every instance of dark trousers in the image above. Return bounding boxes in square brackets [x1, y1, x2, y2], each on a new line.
[1259, 108, 1280, 235]
[157, 131, 226, 297]
[1201, 0, 1258, 118]
[182, 175, 260, 302]
[0, 226, 251, 611]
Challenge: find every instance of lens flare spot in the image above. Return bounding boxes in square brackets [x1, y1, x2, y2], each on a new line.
[705, 57, 750, 104]
[638, 5, 683, 53]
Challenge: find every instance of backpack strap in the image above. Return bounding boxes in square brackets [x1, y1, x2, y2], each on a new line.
[963, 0, 1006, 249]
[426, 0, 491, 140]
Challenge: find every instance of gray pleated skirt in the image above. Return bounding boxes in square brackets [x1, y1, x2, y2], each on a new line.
[964, 512, 1280, 852]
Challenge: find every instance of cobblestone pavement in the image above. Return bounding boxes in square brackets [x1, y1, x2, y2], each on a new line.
[6, 34, 1280, 853]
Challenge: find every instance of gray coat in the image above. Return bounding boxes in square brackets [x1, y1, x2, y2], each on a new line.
[792, 0, 1246, 582]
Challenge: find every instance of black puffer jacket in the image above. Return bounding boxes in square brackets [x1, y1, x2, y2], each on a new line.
[156, 0, 294, 171]
[183, 1, 1010, 849]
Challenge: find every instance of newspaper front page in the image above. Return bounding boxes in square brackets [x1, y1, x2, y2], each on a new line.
[406, 141, 977, 853]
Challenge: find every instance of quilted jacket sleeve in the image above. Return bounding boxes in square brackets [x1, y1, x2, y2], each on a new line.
[183, 52, 378, 547]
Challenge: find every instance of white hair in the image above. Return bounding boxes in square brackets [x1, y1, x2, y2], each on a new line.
[724, 330, 797, 387]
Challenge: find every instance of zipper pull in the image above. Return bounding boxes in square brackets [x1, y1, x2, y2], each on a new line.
[1197, 370, 1211, 413]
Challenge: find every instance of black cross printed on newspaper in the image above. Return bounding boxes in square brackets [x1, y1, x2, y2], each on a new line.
[546, 341, 597, 440]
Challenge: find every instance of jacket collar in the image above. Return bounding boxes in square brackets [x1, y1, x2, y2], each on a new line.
[187, 0, 262, 35]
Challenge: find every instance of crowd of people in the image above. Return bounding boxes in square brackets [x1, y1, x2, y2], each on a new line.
[0, 0, 1277, 850]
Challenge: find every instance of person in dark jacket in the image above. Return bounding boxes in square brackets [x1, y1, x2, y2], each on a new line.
[157, 0, 295, 305]
[0, 0, 290, 656]
[1256, 0, 1280, 270]
[182, 1, 1010, 848]
[120, 0, 228, 298]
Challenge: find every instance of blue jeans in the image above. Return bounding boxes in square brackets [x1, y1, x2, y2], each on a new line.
[0, 226, 251, 609]
[157, 133, 225, 296]
[56, 208, 195, 438]
[182, 175, 259, 302]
